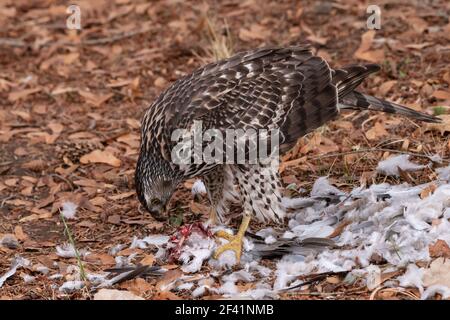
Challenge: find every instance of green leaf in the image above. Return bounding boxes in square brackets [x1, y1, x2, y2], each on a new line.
[169, 212, 184, 227]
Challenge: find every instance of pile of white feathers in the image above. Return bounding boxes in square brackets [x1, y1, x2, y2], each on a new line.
[3, 155, 449, 299]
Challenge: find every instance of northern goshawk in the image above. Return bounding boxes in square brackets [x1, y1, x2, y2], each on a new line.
[135, 45, 439, 262]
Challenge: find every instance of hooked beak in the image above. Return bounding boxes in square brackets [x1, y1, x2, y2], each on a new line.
[148, 202, 168, 221]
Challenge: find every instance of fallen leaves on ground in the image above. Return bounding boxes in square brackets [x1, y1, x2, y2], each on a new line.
[80, 150, 122, 167]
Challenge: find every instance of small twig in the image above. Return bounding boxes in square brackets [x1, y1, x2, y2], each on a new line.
[0, 195, 14, 208]
[82, 28, 151, 45]
[309, 148, 449, 163]
[49, 173, 74, 191]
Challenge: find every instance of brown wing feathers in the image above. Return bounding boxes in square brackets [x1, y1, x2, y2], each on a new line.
[146, 46, 439, 165]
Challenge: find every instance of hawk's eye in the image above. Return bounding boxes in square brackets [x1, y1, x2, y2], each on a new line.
[150, 198, 161, 206]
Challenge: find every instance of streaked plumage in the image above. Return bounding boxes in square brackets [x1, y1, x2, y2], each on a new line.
[135, 45, 439, 237]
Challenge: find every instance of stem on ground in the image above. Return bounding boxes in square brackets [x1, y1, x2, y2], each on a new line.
[60, 212, 87, 281]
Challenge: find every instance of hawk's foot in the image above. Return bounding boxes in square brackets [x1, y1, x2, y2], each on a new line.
[213, 233, 244, 263]
[208, 207, 218, 225]
[214, 229, 234, 241]
[213, 214, 251, 263]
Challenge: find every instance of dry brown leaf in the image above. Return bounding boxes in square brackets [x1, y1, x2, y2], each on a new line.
[117, 133, 140, 148]
[140, 254, 155, 266]
[423, 258, 450, 287]
[156, 269, 183, 292]
[429, 240, 450, 259]
[239, 24, 270, 41]
[316, 137, 339, 154]
[21, 186, 33, 196]
[153, 291, 181, 300]
[108, 191, 135, 200]
[8, 87, 42, 102]
[146, 221, 165, 230]
[154, 77, 167, 88]
[32, 104, 47, 114]
[161, 264, 179, 270]
[90, 196, 107, 206]
[21, 159, 47, 172]
[328, 220, 351, 238]
[326, 276, 340, 284]
[19, 212, 52, 222]
[77, 220, 96, 228]
[68, 131, 99, 140]
[432, 90, 450, 100]
[356, 30, 375, 52]
[4, 178, 18, 186]
[62, 52, 79, 64]
[11, 110, 31, 121]
[237, 282, 256, 292]
[106, 79, 133, 88]
[126, 118, 141, 129]
[366, 121, 389, 140]
[80, 149, 122, 167]
[36, 194, 55, 209]
[94, 289, 144, 300]
[299, 132, 322, 154]
[355, 49, 384, 63]
[344, 153, 358, 166]
[407, 17, 428, 34]
[120, 278, 153, 295]
[78, 90, 113, 107]
[279, 156, 307, 173]
[354, 30, 384, 63]
[420, 183, 437, 199]
[190, 201, 210, 215]
[116, 248, 143, 256]
[405, 42, 433, 50]
[306, 34, 327, 45]
[424, 115, 450, 135]
[443, 71, 450, 86]
[334, 120, 354, 130]
[51, 87, 78, 95]
[378, 80, 397, 96]
[73, 179, 102, 188]
[48, 122, 64, 134]
[14, 226, 27, 241]
[85, 253, 116, 265]
[54, 163, 77, 176]
[107, 214, 121, 225]
[6, 199, 33, 207]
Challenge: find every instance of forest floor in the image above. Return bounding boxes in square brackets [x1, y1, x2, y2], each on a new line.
[1, 0, 450, 300]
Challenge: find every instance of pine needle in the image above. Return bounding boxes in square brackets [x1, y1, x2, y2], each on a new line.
[204, 16, 233, 61]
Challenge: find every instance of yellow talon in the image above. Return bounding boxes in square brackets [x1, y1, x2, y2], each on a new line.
[213, 214, 251, 263]
[215, 230, 234, 241]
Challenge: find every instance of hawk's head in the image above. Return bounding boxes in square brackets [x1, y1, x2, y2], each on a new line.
[135, 151, 181, 221]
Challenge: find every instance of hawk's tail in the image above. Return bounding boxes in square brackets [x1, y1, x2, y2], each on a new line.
[333, 64, 441, 123]
[340, 91, 441, 123]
